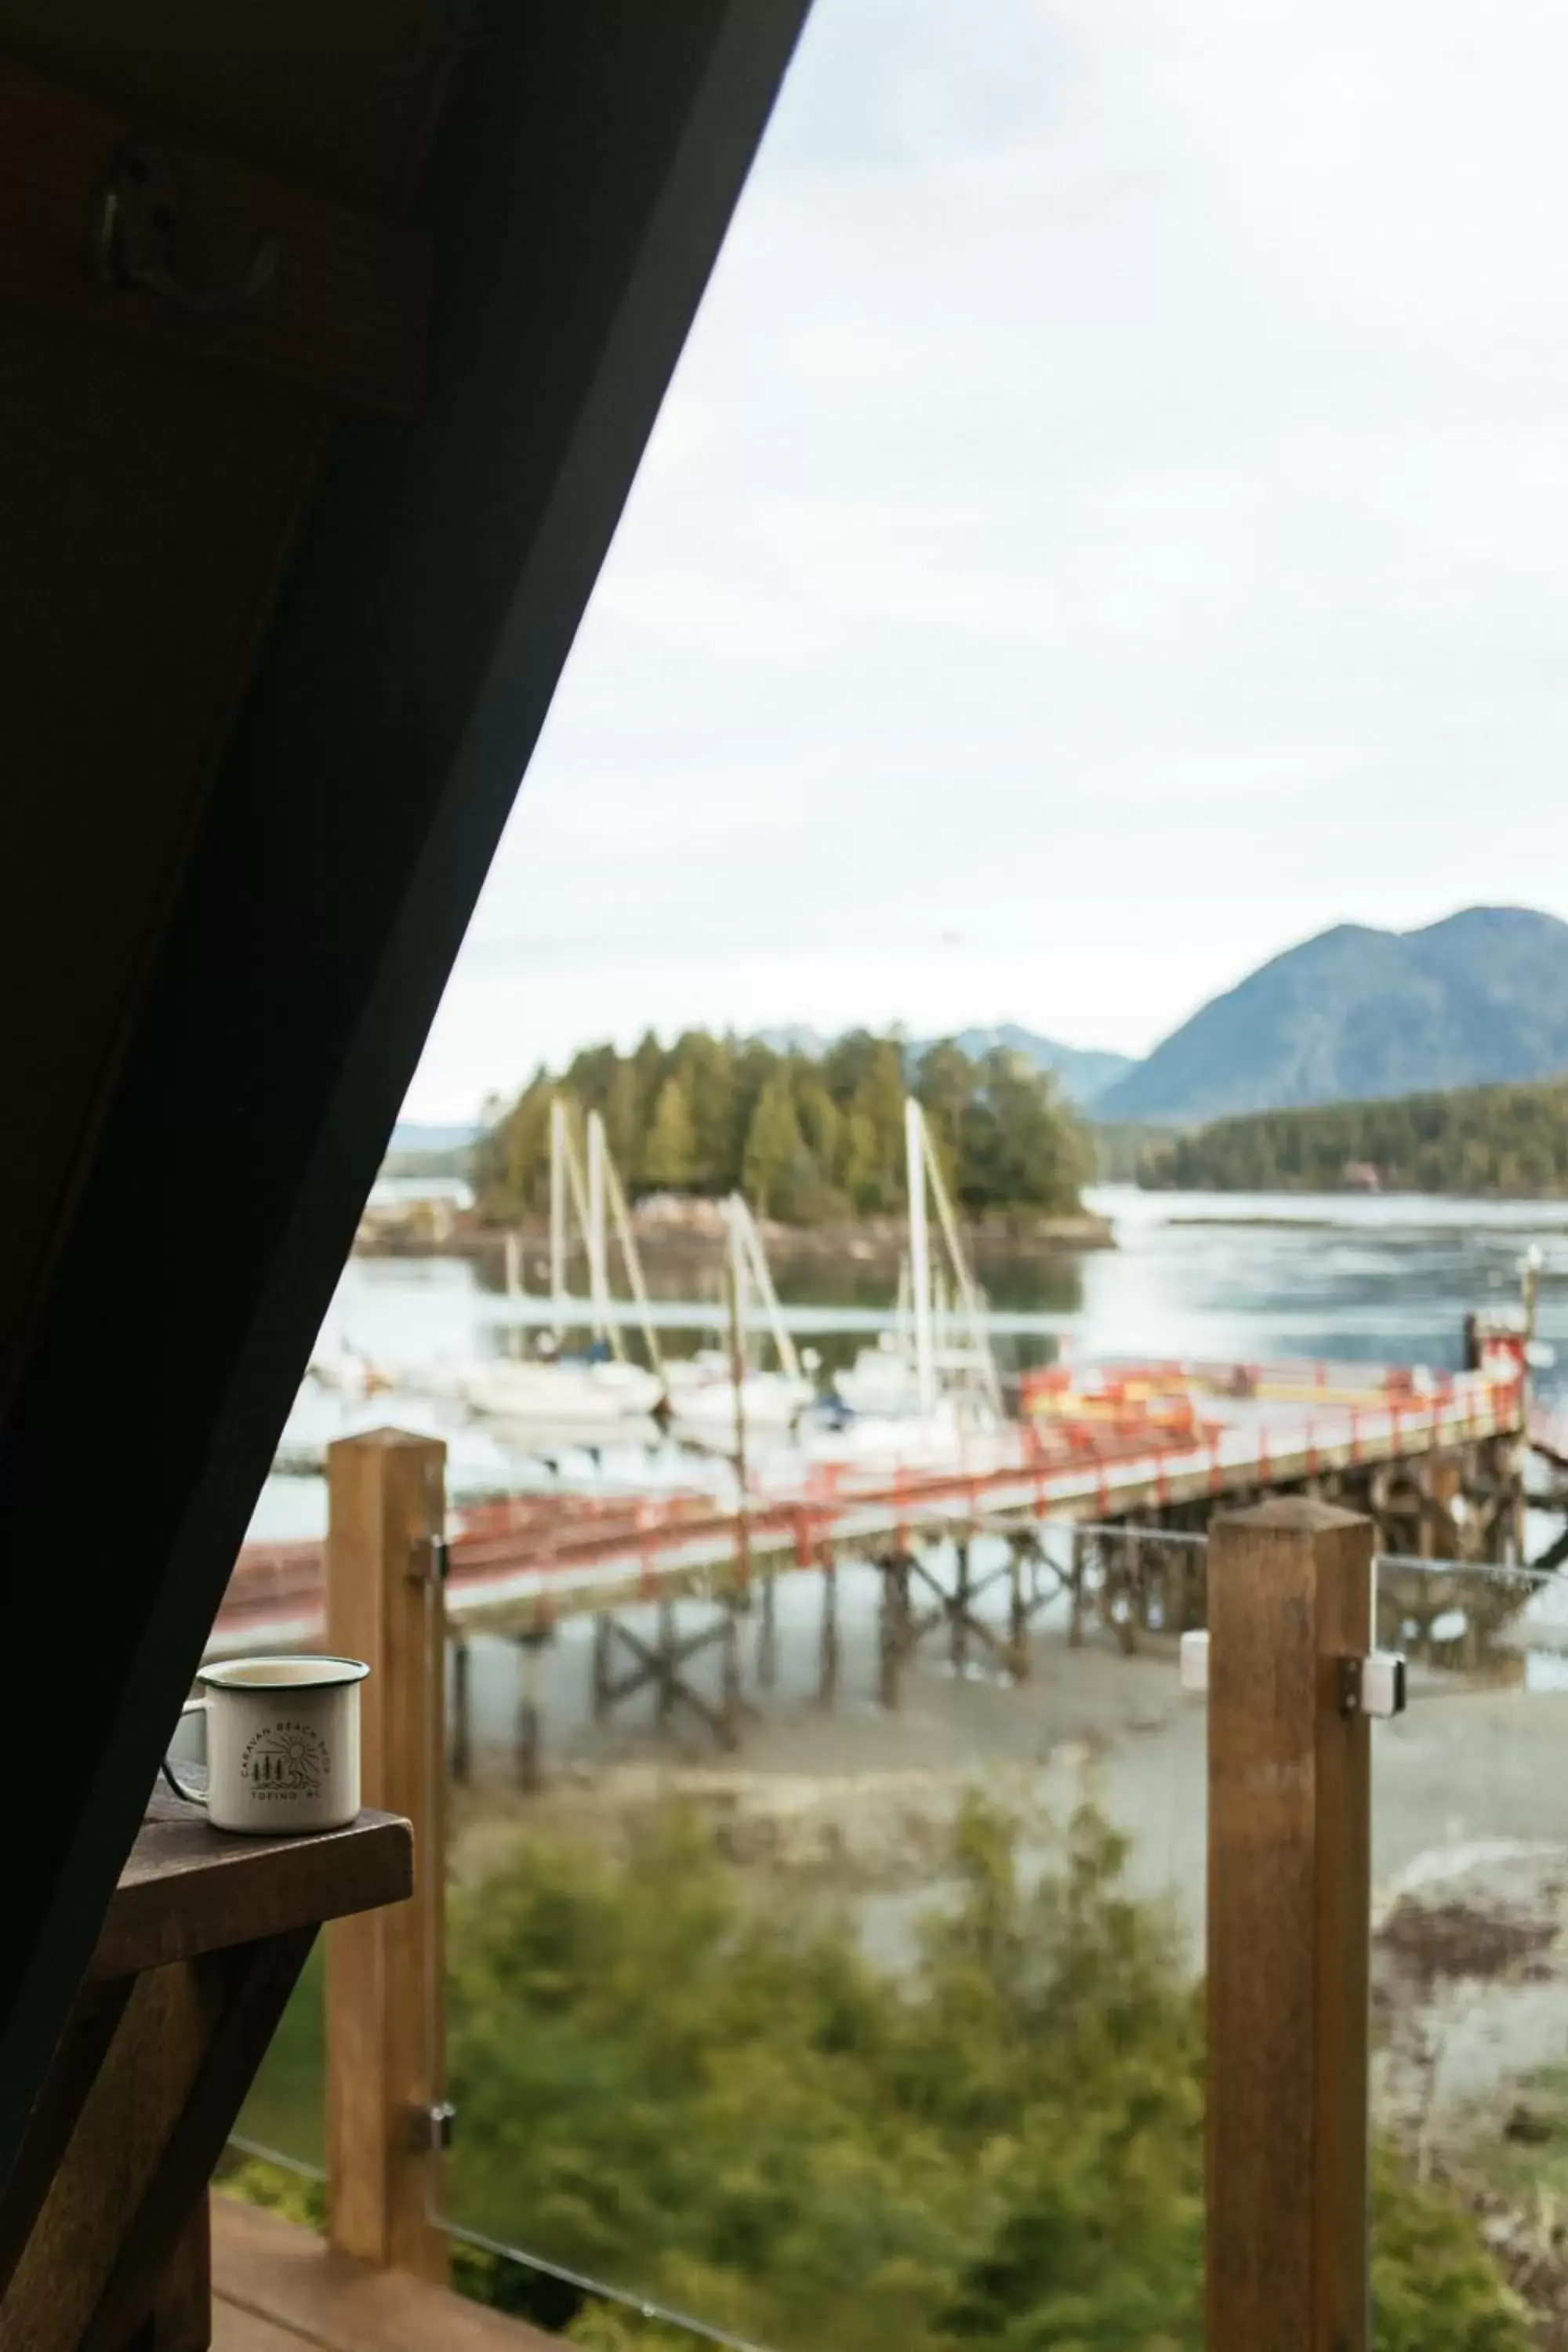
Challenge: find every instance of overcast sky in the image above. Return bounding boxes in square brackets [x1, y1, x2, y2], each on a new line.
[405, 0, 1568, 1120]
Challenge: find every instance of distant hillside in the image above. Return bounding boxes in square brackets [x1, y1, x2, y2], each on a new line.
[1098, 907, 1568, 1124]
[391, 1121, 481, 1154]
[1140, 1076, 1568, 1196]
[1092, 1122, 1174, 1183]
[938, 1027, 1134, 1107]
[384, 1120, 480, 1178]
[758, 1025, 1134, 1109]
[756, 1026, 833, 1059]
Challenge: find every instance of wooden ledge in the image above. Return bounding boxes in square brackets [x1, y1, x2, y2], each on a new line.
[213, 2195, 564, 2350]
[91, 1787, 412, 1980]
[0, 56, 432, 415]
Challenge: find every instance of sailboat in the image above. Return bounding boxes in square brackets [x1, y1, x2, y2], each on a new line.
[664, 1193, 816, 1441]
[463, 1102, 666, 1424]
[808, 1099, 1005, 1461]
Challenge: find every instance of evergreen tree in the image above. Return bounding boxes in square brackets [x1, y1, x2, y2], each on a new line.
[491, 1077, 553, 1213]
[794, 1074, 842, 1178]
[846, 1039, 908, 1211]
[642, 1077, 698, 1190]
[742, 1076, 808, 1218]
[673, 1031, 739, 1190]
[837, 1109, 882, 1210]
[963, 1051, 1091, 1211]
[603, 1058, 641, 1180]
[473, 1027, 1091, 1224]
[916, 1040, 973, 1200]
[1139, 1078, 1568, 1198]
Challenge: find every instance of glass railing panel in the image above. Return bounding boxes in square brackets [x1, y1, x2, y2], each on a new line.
[438, 1515, 1207, 2350]
[231, 1945, 325, 2178]
[1370, 1555, 1568, 2345]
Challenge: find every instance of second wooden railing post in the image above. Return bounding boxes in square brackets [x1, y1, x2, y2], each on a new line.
[324, 1427, 448, 2282]
[1206, 1497, 1374, 2352]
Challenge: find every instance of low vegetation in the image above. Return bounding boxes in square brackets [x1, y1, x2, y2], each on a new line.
[232, 1795, 1529, 2349]
[475, 1030, 1090, 1225]
[1138, 1078, 1568, 1196]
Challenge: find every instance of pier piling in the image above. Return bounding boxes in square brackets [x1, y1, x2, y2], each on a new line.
[951, 1538, 971, 1675]
[515, 1632, 545, 1792]
[451, 1635, 471, 1784]
[818, 1549, 840, 1707]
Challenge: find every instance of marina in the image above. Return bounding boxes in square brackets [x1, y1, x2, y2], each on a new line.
[222, 1178, 1568, 2335]
[205, 1126, 1568, 1803]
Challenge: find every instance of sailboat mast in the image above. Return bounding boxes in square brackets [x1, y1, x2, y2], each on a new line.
[602, 1139, 665, 1377]
[731, 1192, 801, 1381]
[906, 1097, 937, 1415]
[917, 1109, 1004, 1415]
[549, 1097, 568, 1338]
[584, 1112, 624, 1359]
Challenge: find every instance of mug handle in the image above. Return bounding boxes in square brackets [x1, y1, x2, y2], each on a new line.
[161, 1697, 209, 1808]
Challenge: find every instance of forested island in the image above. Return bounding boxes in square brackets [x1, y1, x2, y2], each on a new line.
[475, 1029, 1091, 1225]
[1138, 1077, 1568, 1196]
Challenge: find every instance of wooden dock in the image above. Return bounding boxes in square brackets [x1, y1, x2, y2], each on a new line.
[215, 1363, 1529, 1663]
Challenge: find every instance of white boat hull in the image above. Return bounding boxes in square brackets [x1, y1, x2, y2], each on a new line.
[463, 1359, 665, 1422]
[669, 1369, 813, 1439]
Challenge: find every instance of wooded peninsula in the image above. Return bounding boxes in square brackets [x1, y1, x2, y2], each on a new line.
[1138, 1077, 1568, 1196]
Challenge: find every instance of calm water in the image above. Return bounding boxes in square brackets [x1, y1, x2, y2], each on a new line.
[250, 1185, 1568, 1541]
[1073, 1184, 1568, 1367]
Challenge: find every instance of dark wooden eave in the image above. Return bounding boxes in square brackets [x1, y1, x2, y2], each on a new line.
[0, 0, 811, 2194]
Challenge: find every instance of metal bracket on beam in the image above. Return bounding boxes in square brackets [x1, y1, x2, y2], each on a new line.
[1339, 1651, 1406, 1719]
[93, 137, 278, 315]
[408, 2098, 456, 2153]
[1179, 1629, 1210, 1693]
[406, 1534, 449, 1586]
[1179, 1629, 1406, 1719]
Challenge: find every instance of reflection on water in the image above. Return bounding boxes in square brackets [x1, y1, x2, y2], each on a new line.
[1078, 1185, 1568, 1371]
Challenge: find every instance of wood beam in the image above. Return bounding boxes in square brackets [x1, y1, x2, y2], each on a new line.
[0, 0, 812, 2203]
[0, 55, 432, 414]
[325, 1429, 448, 2282]
[1, 1929, 314, 2352]
[1205, 1497, 1373, 2352]
[0, 1798, 409, 2345]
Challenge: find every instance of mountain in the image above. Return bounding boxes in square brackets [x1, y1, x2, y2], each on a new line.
[759, 1025, 1134, 1108]
[384, 1120, 481, 1176]
[937, 1026, 1134, 1107]
[1098, 906, 1568, 1124]
[390, 1120, 481, 1155]
[756, 1026, 833, 1058]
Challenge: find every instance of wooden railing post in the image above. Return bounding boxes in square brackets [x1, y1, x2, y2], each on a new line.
[324, 1428, 447, 2282]
[1207, 1497, 1373, 2352]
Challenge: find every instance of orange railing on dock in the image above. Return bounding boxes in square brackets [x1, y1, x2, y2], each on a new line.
[210, 1363, 1527, 1655]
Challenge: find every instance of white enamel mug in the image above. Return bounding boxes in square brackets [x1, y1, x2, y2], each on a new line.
[167, 1655, 369, 1835]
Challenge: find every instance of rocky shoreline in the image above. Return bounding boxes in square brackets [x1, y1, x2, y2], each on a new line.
[355, 1202, 1116, 1263]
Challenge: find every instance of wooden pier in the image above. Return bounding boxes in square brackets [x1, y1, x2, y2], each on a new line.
[211, 1359, 1538, 1774]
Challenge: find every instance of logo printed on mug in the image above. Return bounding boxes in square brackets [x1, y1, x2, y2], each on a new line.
[241, 1718, 332, 1798]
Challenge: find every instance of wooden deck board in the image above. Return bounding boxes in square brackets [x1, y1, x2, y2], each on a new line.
[212, 2195, 564, 2350]
[214, 2303, 302, 2352]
